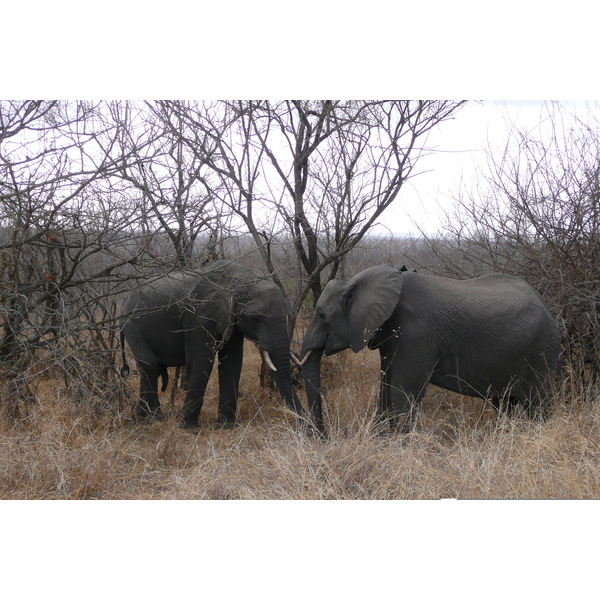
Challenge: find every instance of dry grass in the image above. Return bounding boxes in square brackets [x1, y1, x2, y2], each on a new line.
[0, 343, 598, 499]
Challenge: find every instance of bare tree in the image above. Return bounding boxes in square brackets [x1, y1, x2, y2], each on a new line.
[111, 101, 221, 268]
[155, 100, 466, 331]
[0, 101, 153, 414]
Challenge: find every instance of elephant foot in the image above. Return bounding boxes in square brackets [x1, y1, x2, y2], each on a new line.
[136, 405, 165, 423]
[179, 419, 201, 430]
[294, 414, 325, 438]
[304, 422, 327, 439]
[373, 421, 406, 438]
[221, 420, 237, 430]
[138, 414, 166, 425]
[372, 414, 392, 437]
[374, 424, 392, 438]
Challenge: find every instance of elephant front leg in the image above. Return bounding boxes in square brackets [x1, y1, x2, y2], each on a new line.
[375, 352, 393, 430]
[375, 348, 409, 434]
[217, 331, 244, 428]
[385, 384, 423, 435]
[180, 355, 215, 429]
[377, 346, 430, 435]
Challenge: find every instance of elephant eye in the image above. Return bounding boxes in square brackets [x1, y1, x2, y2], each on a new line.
[317, 309, 326, 320]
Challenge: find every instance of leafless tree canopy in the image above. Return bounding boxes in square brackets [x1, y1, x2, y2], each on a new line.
[7, 98, 537, 416]
[150, 101, 466, 318]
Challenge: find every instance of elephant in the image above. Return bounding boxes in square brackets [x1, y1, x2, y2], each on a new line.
[300, 265, 561, 435]
[120, 260, 308, 429]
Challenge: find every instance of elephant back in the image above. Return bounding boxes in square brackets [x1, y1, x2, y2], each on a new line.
[203, 260, 262, 285]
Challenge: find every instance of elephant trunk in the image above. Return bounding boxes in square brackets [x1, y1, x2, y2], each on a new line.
[301, 347, 325, 434]
[259, 322, 308, 428]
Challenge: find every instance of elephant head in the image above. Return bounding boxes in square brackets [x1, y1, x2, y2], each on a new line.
[226, 277, 304, 418]
[200, 261, 306, 420]
[300, 265, 405, 433]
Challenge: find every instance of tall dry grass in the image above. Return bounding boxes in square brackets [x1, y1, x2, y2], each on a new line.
[0, 343, 598, 499]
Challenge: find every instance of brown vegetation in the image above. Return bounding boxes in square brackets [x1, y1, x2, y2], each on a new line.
[1, 343, 597, 500]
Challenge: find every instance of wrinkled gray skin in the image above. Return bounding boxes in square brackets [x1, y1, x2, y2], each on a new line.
[301, 265, 561, 435]
[121, 261, 307, 429]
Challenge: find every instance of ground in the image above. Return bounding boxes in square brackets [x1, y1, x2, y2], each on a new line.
[0, 343, 598, 499]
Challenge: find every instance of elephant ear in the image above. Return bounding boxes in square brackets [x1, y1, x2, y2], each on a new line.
[346, 265, 404, 352]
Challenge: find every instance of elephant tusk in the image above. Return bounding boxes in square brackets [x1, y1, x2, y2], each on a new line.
[298, 349, 313, 367]
[262, 349, 278, 372]
[290, 351, 303, 367]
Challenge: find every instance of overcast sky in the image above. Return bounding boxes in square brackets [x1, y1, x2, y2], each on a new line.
[383, 100, 598, 235]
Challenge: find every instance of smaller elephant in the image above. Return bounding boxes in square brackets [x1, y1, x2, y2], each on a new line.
[120, 261, 307, 429]
[300, 265, 561, 435]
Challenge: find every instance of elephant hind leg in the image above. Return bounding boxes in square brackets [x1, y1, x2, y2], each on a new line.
[494, 372, 553, 421]
[492, 391, 546, 421]
[508, 362, 555, 421]
[137, 363, 165, 422]
[527, 372, 555, 421]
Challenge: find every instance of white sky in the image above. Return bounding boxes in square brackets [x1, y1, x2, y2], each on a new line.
[383, 100, 598, 235]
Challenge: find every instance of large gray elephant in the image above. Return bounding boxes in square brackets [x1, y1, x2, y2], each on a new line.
[300, 265, 561, 435]
[120, 260, 307, 429]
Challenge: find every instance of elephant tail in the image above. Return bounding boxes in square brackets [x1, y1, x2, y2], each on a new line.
[160, 365, 169, 392]
[119, 330, 130, 377]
